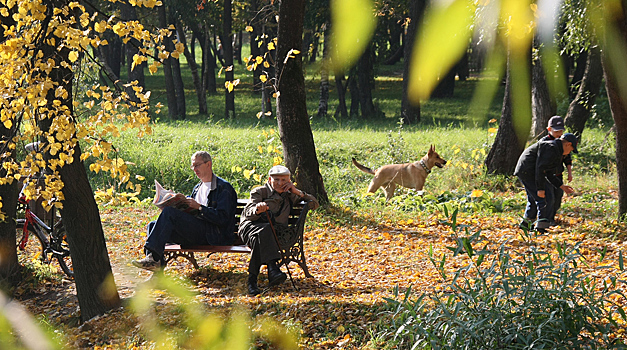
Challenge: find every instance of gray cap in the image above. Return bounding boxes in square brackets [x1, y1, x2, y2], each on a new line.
[561, 133, 578, 153]
[548, 116, 565, 131]
[268, 165, 290, 176]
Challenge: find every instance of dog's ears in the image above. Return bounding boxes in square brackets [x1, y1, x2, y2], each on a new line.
[429, 145, 436, 154]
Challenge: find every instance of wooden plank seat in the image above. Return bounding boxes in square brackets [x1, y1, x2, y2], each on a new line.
[163, 198, 313, 277]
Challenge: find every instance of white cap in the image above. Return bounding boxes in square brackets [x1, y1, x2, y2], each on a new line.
[268, 165, 290, 176]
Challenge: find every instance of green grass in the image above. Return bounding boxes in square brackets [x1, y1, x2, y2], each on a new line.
[90, 56, 619, 226]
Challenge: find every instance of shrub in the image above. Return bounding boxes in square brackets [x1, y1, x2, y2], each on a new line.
[379, 209, 627, 349]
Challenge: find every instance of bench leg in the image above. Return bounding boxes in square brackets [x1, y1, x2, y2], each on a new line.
[163, 251, 200, 269]
[283, 245, 313, 278]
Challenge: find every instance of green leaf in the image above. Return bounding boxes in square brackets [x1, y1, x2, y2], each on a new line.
[329, 0, 377, 73]
[408, 0, 475, 102]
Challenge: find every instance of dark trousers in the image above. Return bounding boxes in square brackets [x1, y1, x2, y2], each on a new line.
[519, 177, 553, 229]
[238, 220, 281, 275]
[145, 206, 222, 261]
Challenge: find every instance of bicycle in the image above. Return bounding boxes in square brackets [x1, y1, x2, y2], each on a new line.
[16, 187, 73, 279]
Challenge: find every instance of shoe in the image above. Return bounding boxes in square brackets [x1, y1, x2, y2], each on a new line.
[519, 219, 535, 231]
[132, 253, 161, 271]
[267, 262, 287, 287]
[247, 274, 261, 296]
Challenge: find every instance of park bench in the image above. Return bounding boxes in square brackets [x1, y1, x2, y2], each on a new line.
[163, 198, 313, 278]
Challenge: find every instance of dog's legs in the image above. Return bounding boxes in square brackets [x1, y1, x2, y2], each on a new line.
[367, 177, 383, 194]
[384, 183, 396, 201]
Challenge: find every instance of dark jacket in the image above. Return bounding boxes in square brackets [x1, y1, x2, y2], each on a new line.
[240, 182, 319, 225]
[190, 174, 238, 244]
[541, 134, 572, 175]
[514, 139, 564, 191]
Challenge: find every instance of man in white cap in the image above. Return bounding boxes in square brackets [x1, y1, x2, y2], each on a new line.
[238, 165, 319, 296]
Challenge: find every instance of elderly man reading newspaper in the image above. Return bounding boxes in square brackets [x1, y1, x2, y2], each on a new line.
[133, 151, 238, 270]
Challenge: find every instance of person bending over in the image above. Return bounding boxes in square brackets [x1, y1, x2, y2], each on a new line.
[540, 116, 574, 225]
[514, 133, 578, 233]
[238, 165, 319, 296]
[133, 151, 238, 270]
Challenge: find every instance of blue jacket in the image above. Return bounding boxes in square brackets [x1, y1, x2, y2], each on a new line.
[190, 175, 238, 244]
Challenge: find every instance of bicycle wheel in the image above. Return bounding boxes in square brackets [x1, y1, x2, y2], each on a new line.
[16, 219, 49, 263]
[52, 222, 73, 278]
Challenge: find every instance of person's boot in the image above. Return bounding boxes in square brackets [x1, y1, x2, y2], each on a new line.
[247, 273, 261, 296]
[267, 261, 287, 287]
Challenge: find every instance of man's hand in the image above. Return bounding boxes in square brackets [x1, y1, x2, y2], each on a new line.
[186, 198, 202, 210]
[537, 190, 545, 198]
[560, 184, 574, 194]
[255, 202, 269, 214]
[283, 182, 304, 197]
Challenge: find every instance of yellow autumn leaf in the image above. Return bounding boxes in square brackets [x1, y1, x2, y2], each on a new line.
[68, 51, 79, 62]
[260, 74, 267, 82]
[470, 189, 483, 198]
[245, 25, 253, 32]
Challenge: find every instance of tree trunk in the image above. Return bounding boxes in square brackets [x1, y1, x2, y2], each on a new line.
[431, 68, 456, 98]
[235, 31, 242, 65]
[177, 22, 207, 115]
[485, 60, 525, 175]
[169, 10, 185, 119]
[249, 0, 263, 93]
[100, 30, 122, 81]
[157, 4, 178, 119]
[222, 0, 235, 118]
[348, 71, 360, 117]
[334, 73, 349, 119]
[276, 0, 328, 204]
[357, 44, 376, 118]
[530, 38, 557, 140]
[316, 25, 330, 119]
[455, 50, 469, 81]
[0, 5, 20, 288]
[570, 51, 588, 98]
[565, 46, 603, 137]
[602, 3, 627, 218]
[401, 0, 425, 125]
[40, 1, 120, 320]
[120, 1, 145, 104]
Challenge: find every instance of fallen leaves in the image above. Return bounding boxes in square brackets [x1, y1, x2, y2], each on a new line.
[13, 195, 627, 348]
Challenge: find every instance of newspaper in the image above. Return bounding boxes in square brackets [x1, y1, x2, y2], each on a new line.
[153, 180, 199, 215]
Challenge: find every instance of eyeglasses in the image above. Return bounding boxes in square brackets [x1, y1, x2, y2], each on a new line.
[191, 161, 208, 169]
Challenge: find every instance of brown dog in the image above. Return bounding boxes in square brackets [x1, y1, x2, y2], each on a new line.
[352, 145, 447, 201]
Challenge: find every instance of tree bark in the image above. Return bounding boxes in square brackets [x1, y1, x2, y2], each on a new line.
[334, 73, 349, 119]
[169, 8, 185, 119]
[222, 0, 235, 118]
[530, 39, 557, 140]
[401, 0, 425, 125]
[157, 3, 178, 119]
[565, 46, 603, 137]
[348, 71, 360, 117]
[602, 2, 627, 218]
[177, 21, 207, 115]
[0, 3, 20, 288]
[276, 0, 328, 204]
[485, 60, 525, 175]
[431, 68, 456, 98]
[570, 51, 588, 98]
[40, 0, 120, 320]
[120, 1, 145, 105]
[357, 45, 376, 118]
[316, 24, 330, 119]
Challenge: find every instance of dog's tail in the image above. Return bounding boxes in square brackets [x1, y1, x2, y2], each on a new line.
[351, 157, 375, 175]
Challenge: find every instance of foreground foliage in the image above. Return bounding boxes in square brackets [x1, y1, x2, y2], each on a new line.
[382, 209, 627, 349]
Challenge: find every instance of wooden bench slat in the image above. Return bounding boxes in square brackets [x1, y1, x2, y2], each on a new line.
[164, 244, 251, 253]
